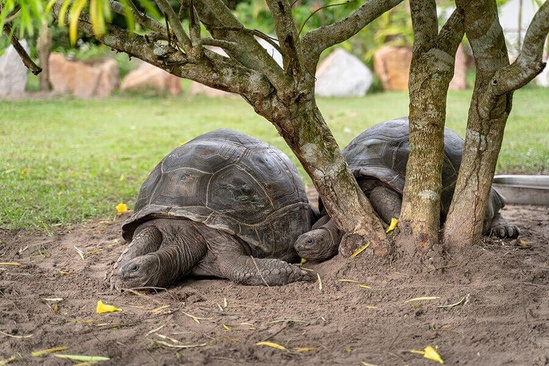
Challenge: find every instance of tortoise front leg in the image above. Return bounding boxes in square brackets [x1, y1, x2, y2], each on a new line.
[486, 213, 520, 239]
[110, 224, 163, 289]
[218, 254, 313, 286]
[112, 225, 163, 272]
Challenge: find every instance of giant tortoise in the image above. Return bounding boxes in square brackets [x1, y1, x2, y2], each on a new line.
[110, 129, 315, 290]
[295, 117, 520, 261]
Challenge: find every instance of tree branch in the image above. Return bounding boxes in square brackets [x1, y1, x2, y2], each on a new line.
[2, 24, 42, 75]
[153, 0, 192, 51]
[410, 0, 438, 52]
[194, 0, 290, 90]
[302, 0, 402, 68]
[487, 0, 549, 96]
[51, 1, 272, 98]
[435, 8, 465, 56]
[265, 0, 303, 76]
[109, 0, 165, 34]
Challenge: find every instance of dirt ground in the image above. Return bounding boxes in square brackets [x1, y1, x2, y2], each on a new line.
[1, 202, 548, 366]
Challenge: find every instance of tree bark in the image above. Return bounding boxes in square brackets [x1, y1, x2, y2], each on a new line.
[398, 5, 464, 259]
[38, 19, 52, 91]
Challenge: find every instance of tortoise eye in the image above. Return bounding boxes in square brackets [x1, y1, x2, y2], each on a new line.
[123, 262, 140, 273]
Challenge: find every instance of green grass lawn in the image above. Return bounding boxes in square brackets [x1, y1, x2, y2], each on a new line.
[1, 88, 547, 231]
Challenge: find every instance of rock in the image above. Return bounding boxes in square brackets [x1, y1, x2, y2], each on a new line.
[449, 44, 467, 90]
[374, 44, 469, 91]
[373, 46, 412, 91]
[120, 62, 182, 95]
[0, 40, 29, 98]
[48, 53, 119, 98]
[315, 48, 373, 97]
[189, 82, 234, 98]
[536, 54, 549, 87]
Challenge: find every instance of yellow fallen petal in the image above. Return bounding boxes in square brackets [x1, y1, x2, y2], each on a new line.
[351, 242, 370, 257]
[151, 305, 170, 313]
[256, 341, 288, 351]
[410, 349, 425, 355]
[115, 203, 128, 213]
[424, 345, 444, 364]
[386, 218, 398, 233]
[294, 347, 317, 352]
[300, 258, 307, 264]
[96, 300, 121, 314]
[32, 346, 70, 356]
[54, 354, 110, 362]
[518, 240, 532, 248]
[404, 296, 440, 303]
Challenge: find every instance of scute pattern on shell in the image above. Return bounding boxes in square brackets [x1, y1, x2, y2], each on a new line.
[122, 129, 312, 259]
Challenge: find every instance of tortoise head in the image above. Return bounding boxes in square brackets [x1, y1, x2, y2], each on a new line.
[295, 218, 341, 262]
[110, 254, 165, 291]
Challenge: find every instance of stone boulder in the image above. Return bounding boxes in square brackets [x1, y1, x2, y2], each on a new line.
[374, 44, 469, 91]
[189, 82, 233, 98]
[373, 46, 412, 91]
[49, 53, 119, 98]
[0, 40, 29, 98]
[315, 48, 373, 97]
[536, 54, 549, 87]
[120, 62, 182, 95]
[449, 44, 468, 90]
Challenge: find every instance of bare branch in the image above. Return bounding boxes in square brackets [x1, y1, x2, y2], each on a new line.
[436, 8, 464, 56]
[194, 0, 290, 89]
[487, 0, 549, 96]
[265, 0, 303, 75]
[410, 0, 438, 51]
[51, 1, 271, 100]
[302, 0, 402, 68]
[109, 0, 165, 34]
[3, 24, 42, 75]
[521, 0, 549, 61]
[188, 0, 201, 44]
[153, 0, 192, 51]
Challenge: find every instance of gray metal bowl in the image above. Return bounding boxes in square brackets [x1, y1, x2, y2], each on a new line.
[493, 175, 549, 206]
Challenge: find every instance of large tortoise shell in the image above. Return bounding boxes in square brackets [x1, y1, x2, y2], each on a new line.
[122, 129, 312, 258]
[343, 117, 504, 215]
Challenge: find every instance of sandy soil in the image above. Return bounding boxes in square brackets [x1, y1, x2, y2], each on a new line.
[1, 203, 548, 366]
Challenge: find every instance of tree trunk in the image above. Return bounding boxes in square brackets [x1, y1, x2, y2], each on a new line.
[38, 19, 52, 91]
[444, 0, 511, 247]
[252, 88, 390, 257]
[398, 5, 463, 260]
